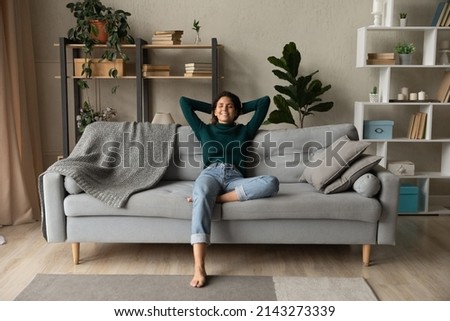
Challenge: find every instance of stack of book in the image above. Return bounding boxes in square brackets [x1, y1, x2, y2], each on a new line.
[142, 64, 170, 77]
[184, 62, 212, 77]
[366, 52, 395, 65]
[151, 30, 183, 45]
[431, 1, 450, 26]
[407, 112, 427, 139]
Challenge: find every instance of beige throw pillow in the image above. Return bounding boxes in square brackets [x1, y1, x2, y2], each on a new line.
[300, 135, 370, 191]
[323, 154, 382, 194]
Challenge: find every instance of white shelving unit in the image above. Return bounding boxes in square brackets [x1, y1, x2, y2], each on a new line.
[355, 23, 450, 215]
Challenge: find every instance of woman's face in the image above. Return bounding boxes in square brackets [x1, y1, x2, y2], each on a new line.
[214, 96, 237, 124]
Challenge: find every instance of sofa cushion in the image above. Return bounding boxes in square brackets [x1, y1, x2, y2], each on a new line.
[221, 183, 381, 223]
[299, 136, 370, 190]
[323, 155, 382, 194]
[163, 126, 203, 181]
[64, 181, 221, 221]
[164, 124, 359, 183]
[353, 173, 381, 198]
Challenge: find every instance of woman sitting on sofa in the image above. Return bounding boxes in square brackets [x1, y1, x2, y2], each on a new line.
[180, 91, 280, 288]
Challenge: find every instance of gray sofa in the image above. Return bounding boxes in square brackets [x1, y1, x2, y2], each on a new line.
[40, 123, 399, 266]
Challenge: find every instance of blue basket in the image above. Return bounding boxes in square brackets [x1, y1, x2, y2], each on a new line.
[363, 120, 394, 139]
[398, 184, 419, 213]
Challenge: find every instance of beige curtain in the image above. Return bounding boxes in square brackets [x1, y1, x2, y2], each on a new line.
[0, 0, 43, 225]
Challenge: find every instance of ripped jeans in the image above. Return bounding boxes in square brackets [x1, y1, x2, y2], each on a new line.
[190, 162, 279, 244]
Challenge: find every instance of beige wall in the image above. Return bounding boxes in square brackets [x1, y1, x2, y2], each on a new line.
[30, 0, 443, 169]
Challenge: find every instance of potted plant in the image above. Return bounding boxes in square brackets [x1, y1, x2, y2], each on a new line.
[399, 13, 407, 27]
[369, 86, 379, 103]
[76, 100, 117, 134]
[192, 19, 201, 45]
[394, 41, 415, 65]
[264, 42, 334, 128]
[66, 0, 134, 82]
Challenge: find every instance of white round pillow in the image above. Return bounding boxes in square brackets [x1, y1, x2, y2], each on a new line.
[64, 176, 83, 194]
[352, 173, 381, 198]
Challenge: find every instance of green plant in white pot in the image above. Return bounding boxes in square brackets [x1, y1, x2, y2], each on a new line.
[369, 86, 379, 103]
[399, 13, 407, 27]
[394, 41, 415, 65]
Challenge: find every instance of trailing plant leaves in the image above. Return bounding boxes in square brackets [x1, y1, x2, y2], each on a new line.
[77, 79, 89, 89]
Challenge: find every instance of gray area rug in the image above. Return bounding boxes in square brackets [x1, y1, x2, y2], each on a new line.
[15, 274, 378, 301]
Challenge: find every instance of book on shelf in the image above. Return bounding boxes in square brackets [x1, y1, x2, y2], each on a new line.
[184, 72, 212, 77]
[441, 2, 450, 26]
[154, 30, 183, 35]
[152, 30, 183, 45]
[445, 6, 450, 26]
[366, 59, 395, 65]
[185, 66, 212, 71]
[184, 71, 212, 77]
[407, 114, 416, 139]
[368, 53, 395, 59]
[143, 71, 170, 77]
[436, 71, 450, 102]
[142, 64, 171, 76]
[184, 62, 212, 76]
[416, 112, 427, 139]
[407, 112, 427, 139]
[151, 39, 182, 45]
[142, 64, 170, 71]
[366, 52, 395, 65]
[185, 62, 212, 68]
[431, 1, 450, 26]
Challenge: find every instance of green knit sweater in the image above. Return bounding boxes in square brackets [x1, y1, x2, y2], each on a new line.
[179, 96, 270, 174]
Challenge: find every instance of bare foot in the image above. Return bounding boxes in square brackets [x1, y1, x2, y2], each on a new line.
[186, 196, 193, 203]
[190, 266, 207, 288]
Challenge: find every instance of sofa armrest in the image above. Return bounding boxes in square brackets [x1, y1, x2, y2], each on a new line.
[372, 165, 399, 245]
[42, 172, 67, 242]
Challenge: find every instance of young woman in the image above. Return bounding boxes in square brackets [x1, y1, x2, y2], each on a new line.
[179, 91, 279, 288]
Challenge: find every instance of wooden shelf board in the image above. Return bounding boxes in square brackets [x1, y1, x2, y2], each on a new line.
[143, 44, 223, 49]
[396, 172, 450, 179]
[399, 206, 450, 215]
[69, 76, 136, 79]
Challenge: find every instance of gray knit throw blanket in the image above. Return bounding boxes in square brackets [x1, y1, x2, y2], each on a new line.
[41, 121, 177, 208]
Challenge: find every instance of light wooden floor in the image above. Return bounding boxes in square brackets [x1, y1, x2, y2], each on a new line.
[1, 215, 449, 301]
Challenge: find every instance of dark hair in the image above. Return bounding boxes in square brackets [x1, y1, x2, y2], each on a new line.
[211, 91, 242, 125]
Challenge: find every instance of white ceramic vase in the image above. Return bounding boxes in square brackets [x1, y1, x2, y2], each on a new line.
[369, 93, 379, 103]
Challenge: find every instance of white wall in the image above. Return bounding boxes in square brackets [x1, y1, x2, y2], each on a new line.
[30, 0, 443, 168]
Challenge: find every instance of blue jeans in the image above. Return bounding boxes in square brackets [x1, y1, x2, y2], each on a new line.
[191, 162, 279, 244]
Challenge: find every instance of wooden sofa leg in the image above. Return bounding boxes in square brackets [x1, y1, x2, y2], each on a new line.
[72, 243, 80, 265]
[362, 244, 371, 266]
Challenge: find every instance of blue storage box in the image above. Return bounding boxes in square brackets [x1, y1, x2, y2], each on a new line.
[398, 184, 419, 213]
[363, 120, 394, 139]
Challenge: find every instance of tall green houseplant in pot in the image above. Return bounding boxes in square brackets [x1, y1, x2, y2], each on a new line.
[265, 42, 334, 128]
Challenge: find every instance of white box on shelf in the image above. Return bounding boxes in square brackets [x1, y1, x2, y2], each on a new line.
[388, 161, 415, 176]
